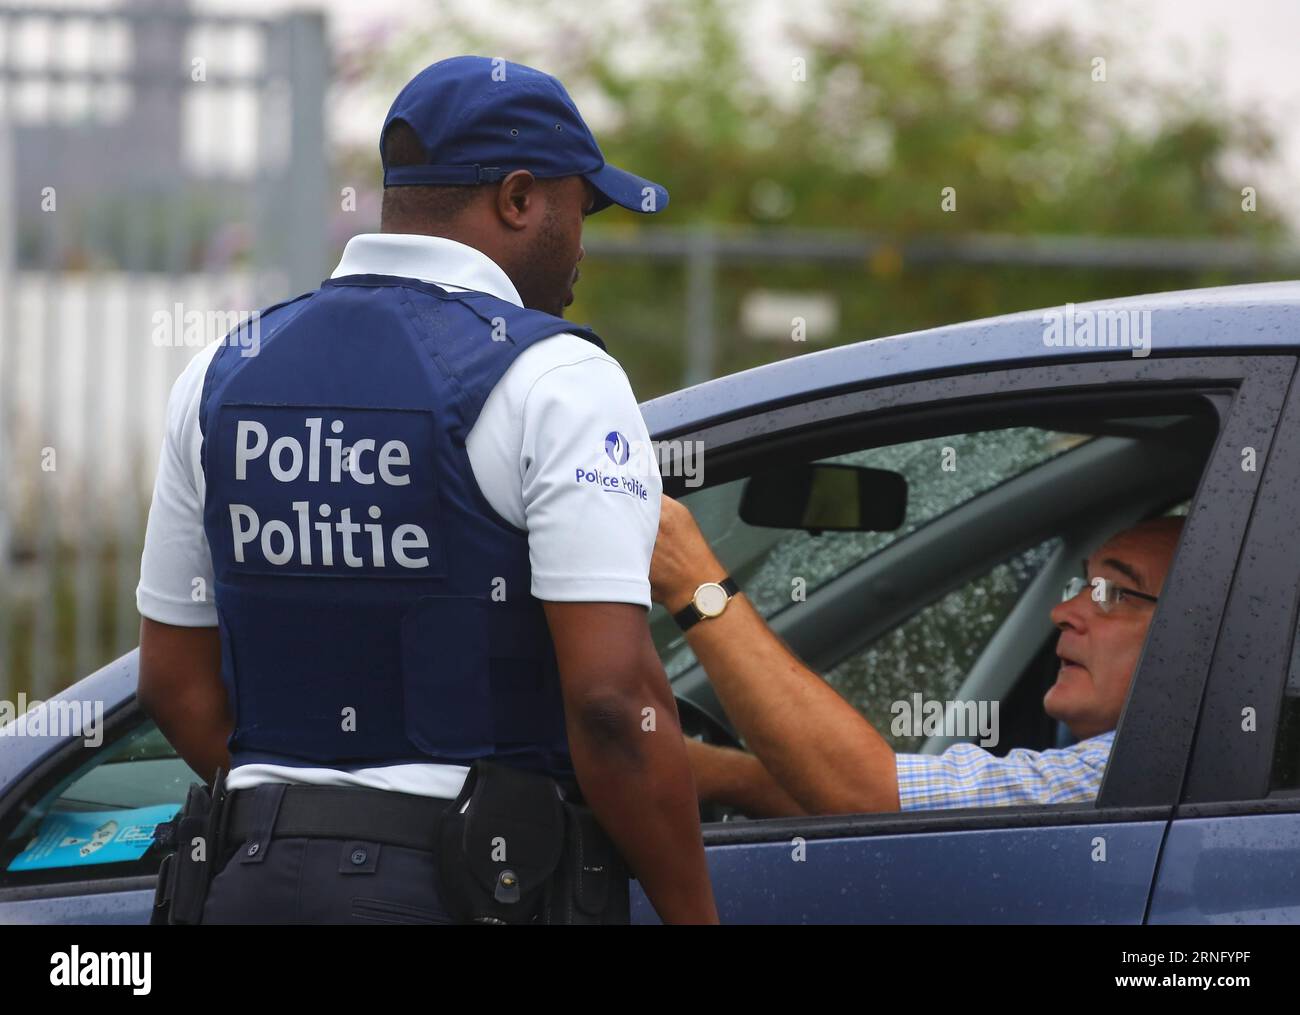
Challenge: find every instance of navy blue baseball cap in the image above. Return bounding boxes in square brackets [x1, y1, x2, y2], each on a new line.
[381, 55, 669, 215]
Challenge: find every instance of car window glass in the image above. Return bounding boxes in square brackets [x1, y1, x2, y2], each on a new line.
[0, 721, 193, 887]
[654, 427, 1082, 675]
[825, 538, 1060, 751]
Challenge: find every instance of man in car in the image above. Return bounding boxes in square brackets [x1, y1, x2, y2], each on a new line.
[650, 496, 1183, 816]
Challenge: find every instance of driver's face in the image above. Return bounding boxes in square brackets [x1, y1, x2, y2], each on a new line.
[1043, 518, 1182, 740]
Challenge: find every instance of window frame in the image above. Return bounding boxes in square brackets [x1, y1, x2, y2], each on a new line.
[651, 353, 1293, 839]
[1181, 357, 1300, 809]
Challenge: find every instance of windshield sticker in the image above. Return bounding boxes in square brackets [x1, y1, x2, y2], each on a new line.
[6, 803, 181, 871]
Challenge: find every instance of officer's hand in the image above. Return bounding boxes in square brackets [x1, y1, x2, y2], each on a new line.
[650, 495, 725, 613]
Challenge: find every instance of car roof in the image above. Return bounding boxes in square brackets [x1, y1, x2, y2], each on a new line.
[0, 651, 139, 794]
[641, 279, 1300, 437]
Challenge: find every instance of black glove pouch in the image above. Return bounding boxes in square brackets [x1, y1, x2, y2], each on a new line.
[435, 759, 566, 924]
[435, 759, 632, 925]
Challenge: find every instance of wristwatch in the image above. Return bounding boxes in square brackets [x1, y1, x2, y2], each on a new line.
[673, 577, 740, 632]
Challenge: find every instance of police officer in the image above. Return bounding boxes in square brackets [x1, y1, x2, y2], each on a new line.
[136, 55, 718, 925]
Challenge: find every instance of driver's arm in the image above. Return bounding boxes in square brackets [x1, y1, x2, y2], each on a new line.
[653, 496, 901, 815]
[684, 738, 808, 818]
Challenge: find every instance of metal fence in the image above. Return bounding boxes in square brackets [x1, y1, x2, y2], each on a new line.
[583, 225, 1300, 386]
[0, 0, 328, 702]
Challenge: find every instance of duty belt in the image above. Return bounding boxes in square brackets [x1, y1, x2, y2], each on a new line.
[222, 785, 455, 853]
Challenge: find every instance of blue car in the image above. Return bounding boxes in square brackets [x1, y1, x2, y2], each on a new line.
[3, 281, 1300, 924]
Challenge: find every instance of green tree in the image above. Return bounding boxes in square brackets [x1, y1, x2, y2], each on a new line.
[335, 0, 1289, 395]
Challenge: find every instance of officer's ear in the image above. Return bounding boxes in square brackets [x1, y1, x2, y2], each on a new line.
[495, 170, 549, 231]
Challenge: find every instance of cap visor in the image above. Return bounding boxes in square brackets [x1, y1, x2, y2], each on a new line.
[584, 162, 669, 215]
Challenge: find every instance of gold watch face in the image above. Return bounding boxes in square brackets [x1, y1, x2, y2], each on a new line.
[694, 582, 729, 618]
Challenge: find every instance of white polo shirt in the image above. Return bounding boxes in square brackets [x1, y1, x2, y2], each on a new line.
[136, 232, 663, 799]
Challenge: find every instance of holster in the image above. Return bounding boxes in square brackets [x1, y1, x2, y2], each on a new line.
[150, 768, 228, 926]
[435, 760, 630, 925]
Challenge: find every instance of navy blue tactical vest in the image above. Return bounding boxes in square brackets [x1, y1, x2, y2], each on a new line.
[199, 274, 606, 778]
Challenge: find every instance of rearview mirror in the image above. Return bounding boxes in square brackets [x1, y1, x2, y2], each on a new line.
[738, 464, 907, 533]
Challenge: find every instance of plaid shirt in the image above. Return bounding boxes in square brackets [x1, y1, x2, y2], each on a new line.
[894, 730, 1115, 810]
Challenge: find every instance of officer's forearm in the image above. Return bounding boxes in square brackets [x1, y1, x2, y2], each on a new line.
[684, 737, 807, 818]
[545, 601, 718, 923]
[565, 691, 719, 925]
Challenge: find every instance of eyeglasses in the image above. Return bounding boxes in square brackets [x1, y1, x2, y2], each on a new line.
[1061, 565, 1159, 614]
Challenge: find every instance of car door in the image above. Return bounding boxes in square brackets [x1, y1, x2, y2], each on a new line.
[631, 351, 1294, 923]
[0, 350, 1291, 926]
[0, 655, 187, 925]
[1148, 358, 1300, 923]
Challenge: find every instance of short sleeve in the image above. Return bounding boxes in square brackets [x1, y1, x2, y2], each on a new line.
[518, 355, 662, 606]
[135, 343, 220, 626]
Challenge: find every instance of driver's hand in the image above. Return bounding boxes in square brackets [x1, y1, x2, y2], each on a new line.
[684, 736, 807, 819]
[651, 495, 725, 612]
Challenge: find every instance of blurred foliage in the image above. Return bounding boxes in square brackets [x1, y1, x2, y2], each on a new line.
[333, 0, 1292, 398]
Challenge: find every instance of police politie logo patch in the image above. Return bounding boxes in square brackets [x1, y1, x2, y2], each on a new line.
[605, 431, 630, 464]
[573, 430, 648, 501]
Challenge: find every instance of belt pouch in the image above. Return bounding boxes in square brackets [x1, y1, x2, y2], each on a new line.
[543, 801, 631, 926]
[435, 759, 566, 924]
